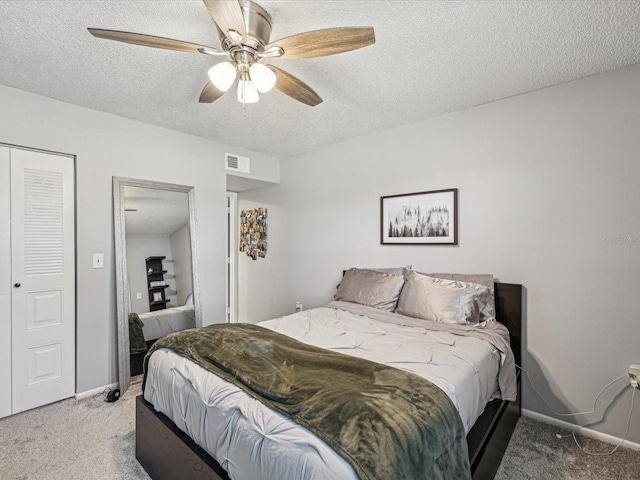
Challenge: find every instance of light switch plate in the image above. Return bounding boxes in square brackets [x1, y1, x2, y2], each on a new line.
[92, 253, 104, 269]
[136, 293, 143, 300]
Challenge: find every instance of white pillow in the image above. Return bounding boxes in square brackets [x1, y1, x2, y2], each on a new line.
[396, 270, 492, 325]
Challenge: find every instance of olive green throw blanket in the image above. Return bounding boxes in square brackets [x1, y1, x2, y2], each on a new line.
[143, 323, 471, 480]
[128, 313, 147, 354]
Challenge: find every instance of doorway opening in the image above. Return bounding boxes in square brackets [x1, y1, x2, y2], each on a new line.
[226, 192, 237, 323]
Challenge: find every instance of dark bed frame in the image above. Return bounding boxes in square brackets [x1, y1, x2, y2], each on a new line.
[136, 282, 522, 480]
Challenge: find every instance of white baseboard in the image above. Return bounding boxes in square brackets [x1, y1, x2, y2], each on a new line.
[75, 382, 119, 401]
[522, 408, 640, 452]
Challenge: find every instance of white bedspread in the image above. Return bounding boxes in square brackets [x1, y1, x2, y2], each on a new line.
[139, 305, 195, 341]
[144, 304, 515, 480]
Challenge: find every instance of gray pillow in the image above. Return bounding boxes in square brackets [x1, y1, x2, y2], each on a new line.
[335, 268, 405, 311]
[417, 272, 495, 321]
[346, 266, 411, 275]
[396, 270, 492, 325]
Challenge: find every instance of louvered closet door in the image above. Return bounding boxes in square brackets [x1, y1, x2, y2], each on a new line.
[0, 147, 11, 419]
[10, 149, 75, 414]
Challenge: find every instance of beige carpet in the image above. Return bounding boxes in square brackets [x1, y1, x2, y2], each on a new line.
[495, 416, 640, 480]
[1, 385, 638, 480]
[0, 382, 150, 480]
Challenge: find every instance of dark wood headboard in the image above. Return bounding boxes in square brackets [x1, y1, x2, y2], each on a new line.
[493, 282, 522, 366]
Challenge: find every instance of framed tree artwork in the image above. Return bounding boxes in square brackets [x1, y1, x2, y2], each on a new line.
[380, 188, 458, 245]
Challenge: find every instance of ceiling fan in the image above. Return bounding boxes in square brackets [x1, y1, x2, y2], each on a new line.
[88, 0, 375, 107]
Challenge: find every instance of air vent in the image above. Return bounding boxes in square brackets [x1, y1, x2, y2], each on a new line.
[225, 153, 250, 174]
[227, 155, 238, 169]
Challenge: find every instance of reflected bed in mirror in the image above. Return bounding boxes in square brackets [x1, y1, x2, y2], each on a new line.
[114, 177, 201, 394]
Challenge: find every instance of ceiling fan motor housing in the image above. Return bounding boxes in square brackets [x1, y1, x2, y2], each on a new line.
[216, 0, 273, 52]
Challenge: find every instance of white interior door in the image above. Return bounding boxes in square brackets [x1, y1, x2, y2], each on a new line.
[10, 148, 75, 414]
[0, 147, 12, 418]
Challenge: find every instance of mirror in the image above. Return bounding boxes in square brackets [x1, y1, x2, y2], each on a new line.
[113, 177, 202, 394]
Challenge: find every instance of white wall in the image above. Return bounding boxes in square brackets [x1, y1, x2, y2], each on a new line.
[239, 63, 640, 443]
[125, 234, 174, 314]
[236, 199, 282, 321]
[0, 83, 279, 393]
[170, 222, 193, 306]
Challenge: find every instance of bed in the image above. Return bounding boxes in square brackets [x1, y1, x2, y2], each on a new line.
[130, 305, 197, 376]
[136, 270, 522, 480]
[139, 304, 196, 341]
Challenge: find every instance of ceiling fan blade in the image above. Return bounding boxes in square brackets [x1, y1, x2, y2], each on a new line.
[199, 81, 226, 103]
[265, 27, 375, 59]
[267, 65, 322, 107]
[202, 0, 247, 44]
[88, 28, 222, 54]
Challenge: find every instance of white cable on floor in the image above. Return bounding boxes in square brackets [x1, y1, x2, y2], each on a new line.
[516, 365, 637, 456]
[516, 365, 627, 416]
[569, 386, 636, 456]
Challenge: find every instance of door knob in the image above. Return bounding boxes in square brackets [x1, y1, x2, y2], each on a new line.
[14, 283, 21, 288]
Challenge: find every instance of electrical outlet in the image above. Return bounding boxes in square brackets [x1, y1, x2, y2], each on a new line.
[630, 364, 640, 388]
[295, 302, 303, 312]
[136, 293, 143, 300]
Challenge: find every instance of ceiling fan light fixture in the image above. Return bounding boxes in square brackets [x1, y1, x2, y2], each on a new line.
[88, 1, 375, 107]
[208, 62, 236, 92]
[237, 78, 259, 104]
[249, 62, 276, 93]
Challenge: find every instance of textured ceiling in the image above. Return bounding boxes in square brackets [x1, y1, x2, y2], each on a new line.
[1, 1, 640, 158]
[124, 186, 189, 235]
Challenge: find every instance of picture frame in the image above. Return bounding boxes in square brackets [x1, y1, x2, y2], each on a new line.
[152, 292, 163, 302]
[380, 188, 458, 245]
